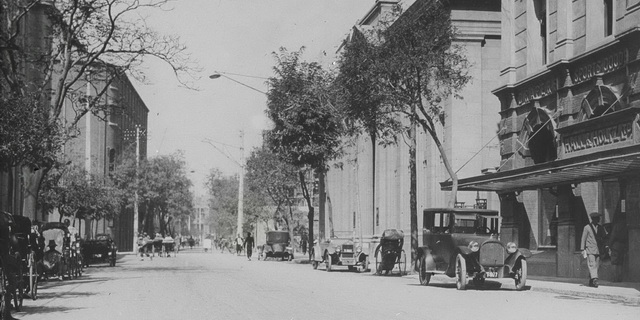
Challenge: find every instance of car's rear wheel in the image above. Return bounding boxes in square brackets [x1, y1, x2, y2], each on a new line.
[418, 257, 431, 286]
[456, 254, 467, 290]
[326, 254, 332, 272]
[514, 259, 527, 291]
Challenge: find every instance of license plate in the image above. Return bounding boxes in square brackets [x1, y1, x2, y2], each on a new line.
[485, 271, 498, 278]
[342, 258, 355, 265]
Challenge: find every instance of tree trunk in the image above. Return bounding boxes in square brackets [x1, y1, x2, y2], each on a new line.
[21, 166, 45, 220]
[318, 170, 326, 240]
[409, 118, 418, 273]
[299, 170, 314, 258]
[371, 134, 376, 237]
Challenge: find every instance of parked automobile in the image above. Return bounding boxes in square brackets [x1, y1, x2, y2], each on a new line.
[417, 207, 531, 290]
[81, 233, 117, 267]
[260, 231, 294, 261]
[310, 232, 369, 272]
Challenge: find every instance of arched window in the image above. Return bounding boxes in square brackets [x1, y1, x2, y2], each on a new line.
[577, 85, 622, 121]
[519, 107, 557, 164]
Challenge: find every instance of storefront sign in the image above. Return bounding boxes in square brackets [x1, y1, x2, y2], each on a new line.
[516, 79, 556, 105]
[563, 122, 633, 155]
[571, 51, 627, 84]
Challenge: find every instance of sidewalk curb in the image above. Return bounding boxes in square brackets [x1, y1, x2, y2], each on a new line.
[528, 285, 640, 305]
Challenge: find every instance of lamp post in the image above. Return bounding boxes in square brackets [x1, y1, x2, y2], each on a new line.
[209, 71, 265, 239]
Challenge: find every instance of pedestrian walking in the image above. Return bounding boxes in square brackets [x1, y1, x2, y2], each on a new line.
[607, 212, 628, 282]
[244, 232, 255, 261]
[235, 234, 244, 256]
[580, 212, 607, 288]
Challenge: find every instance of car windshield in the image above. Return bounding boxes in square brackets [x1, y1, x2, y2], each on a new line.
[423, 211, 500, 235]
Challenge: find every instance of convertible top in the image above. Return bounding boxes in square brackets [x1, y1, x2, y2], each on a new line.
[42, 222, 69, 233]
[381, 229, 404, 240]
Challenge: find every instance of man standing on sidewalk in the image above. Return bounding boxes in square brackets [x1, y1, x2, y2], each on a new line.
[580, 212, 607, 288]
[244, 232, 254, 261]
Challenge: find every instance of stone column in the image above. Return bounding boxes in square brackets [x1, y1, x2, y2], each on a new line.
[556, 184, 576, 277]
[499, 192, 518, 243]
[625, 178, 640, 281]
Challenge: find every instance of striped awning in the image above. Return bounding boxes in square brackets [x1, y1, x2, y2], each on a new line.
[441, 145, 640, 192]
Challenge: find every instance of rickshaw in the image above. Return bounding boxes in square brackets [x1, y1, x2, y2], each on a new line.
[39, 222, 71, 281]
[374, 229, 407, 276]
[0, 211, 26, 313]
[161, 236, 177, 257]
[11, 215, 39, 308]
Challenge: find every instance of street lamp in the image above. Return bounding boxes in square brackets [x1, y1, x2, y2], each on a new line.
[209, 71, 266, 239]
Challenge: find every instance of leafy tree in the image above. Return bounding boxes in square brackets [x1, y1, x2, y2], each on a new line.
[336, 1, 471, 268]
[244, 144, 300, 241]
[205, 169, 239, 239]
[111, 151, 193, 236]
[265, 47, 345, 245]
[0, 0, 196, 218]
[38, 163, 123, 236]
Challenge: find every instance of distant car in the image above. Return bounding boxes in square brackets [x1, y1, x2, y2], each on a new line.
[417, 208, 531, 290]
[81, 233, 117, 267]
[261, 231, 294, 261]
[310, 232, 369, 272]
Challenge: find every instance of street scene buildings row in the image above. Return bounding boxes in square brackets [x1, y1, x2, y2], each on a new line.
[326, 0, 640, 282]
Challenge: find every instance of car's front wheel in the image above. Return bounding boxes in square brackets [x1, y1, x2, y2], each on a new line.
[418, 257, 431, 286]
[326, 254, 332, 272]
[312, 260, 318, 270]
[514, 259, 527, 291]
[456, 254, 467, 290]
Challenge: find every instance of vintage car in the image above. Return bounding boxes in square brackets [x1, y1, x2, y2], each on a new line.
[81, 233, 117, 267]
[417, 208, 531, 291]
[310, 232, 369, 272]
[261, 231, 294, 261]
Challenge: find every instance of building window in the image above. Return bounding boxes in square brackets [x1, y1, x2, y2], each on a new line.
[535, 0, 547, 65]
[604, 0, 613, 37]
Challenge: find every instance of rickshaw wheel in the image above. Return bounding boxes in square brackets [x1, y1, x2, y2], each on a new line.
[418, 257, 431, 286]
[514, 259, 527, 291]
[1, 267, 7, 318]
[28, 252, 38, 300]
[375, 248, 383, 275]
[325, 254, 332, 272]
[455, 254, 467, 290]
[398, 250, 407, 276]
[14, 254, 24, 312]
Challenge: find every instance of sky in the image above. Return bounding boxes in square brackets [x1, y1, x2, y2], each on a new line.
[131, 0, 381, 196]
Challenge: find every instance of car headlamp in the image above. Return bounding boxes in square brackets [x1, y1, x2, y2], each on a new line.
[356, 246, 362, 253]
[468, 241, 479, 252]
[335, 246, 341, 253]
[506, 242, 517, 254]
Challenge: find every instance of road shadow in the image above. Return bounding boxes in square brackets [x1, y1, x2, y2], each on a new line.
[17, 304, 85, 315]
[34, 290, 98, 300]
[406, 278, 531, 291]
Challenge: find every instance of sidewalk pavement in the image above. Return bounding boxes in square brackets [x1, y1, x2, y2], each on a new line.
[293, 257, 639, 305]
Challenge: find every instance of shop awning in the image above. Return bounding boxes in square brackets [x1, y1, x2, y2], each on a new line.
[441, 145, 640, 192]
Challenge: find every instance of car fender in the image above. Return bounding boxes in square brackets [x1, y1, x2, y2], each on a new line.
[457, 246, 473, 256]
[417, 246, 437, 271]
[504, 250, 528, 270]
[356, 251, 368, 263]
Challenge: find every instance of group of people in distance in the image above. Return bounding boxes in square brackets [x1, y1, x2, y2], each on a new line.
[137, 232, 176, 260]
[214, 233, 254, 260]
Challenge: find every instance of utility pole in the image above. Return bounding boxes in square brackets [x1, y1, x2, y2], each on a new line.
[236, 130, 245, 238]
[133, 125, 140, 251]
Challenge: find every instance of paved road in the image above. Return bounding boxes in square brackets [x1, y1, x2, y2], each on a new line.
[13, 250, 640, 320]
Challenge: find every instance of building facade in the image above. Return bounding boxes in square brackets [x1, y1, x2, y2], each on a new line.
[326, 0, 502, 256]
[448, 0, 640, 282]
[54, 72, 149, 251]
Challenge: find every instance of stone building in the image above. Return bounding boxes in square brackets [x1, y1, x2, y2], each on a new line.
[446, 0, 640, 282]
[55, 73, 149, 251]
[326, 0, 502, 255]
